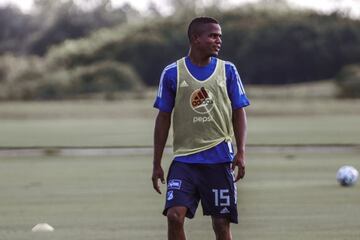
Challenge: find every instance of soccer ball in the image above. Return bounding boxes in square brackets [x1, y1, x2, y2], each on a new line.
[336, 166, 359, 186]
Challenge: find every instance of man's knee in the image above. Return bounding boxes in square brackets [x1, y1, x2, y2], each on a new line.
[212, 217, 231, 239]
[167, 207, 187, 226]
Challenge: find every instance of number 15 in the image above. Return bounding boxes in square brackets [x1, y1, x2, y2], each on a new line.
[212, 189, 230, 206]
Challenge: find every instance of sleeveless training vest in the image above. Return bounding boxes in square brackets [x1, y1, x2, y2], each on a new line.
[172, 57, 233, 157]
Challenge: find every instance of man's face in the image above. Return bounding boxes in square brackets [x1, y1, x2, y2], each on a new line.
[194, 23, 222, 57]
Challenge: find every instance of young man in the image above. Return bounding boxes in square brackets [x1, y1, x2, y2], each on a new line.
[152, 17, 250, 240]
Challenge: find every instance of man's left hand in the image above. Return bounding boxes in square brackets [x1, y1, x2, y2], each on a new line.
[231, 151, 246, 182]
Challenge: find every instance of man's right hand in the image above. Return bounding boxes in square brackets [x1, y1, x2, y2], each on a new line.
[152, 165, 165, 194]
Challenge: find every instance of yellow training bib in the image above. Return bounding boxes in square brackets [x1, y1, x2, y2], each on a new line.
[172, 57, 233, 157]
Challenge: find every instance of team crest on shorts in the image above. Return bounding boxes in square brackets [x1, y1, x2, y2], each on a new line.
[168, 179, 182, 190]
[167, 191, 174, 201]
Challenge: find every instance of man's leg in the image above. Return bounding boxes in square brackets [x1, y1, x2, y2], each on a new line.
[212, 217, 232, 240]
[167, 206, 188, 240]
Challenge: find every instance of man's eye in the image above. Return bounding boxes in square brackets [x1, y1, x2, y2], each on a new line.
[210, 34, 221, 39]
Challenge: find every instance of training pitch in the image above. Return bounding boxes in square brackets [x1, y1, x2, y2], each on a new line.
[0, 150, 359, 240]
[0, 98, 359, 239]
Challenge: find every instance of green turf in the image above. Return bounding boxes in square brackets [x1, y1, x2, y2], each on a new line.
[2, 115, 360, 147]
[0, 151, 359, 240]
[0, 118, 154, 147]
[1, 99, 360, 147]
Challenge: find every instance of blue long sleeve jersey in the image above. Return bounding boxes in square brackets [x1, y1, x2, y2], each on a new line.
[154, 56, 250, 164]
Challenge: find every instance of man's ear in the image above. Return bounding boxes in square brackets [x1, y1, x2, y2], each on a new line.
[192, 34, 200, 44]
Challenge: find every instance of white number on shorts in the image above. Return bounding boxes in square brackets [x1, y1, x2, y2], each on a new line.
[212, 189, 230, 206]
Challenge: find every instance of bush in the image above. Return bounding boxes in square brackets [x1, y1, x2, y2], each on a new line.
[335, 64, 360, 98]
[45, 21, 185, 86]
[0, 54, 44, 83]
[0, 55, 144, 100]
[34, 70, 73, 100]
[0, 54, 45, 100]
[69, 61, 143, 94]
[35, 61, 144, 100]
[46, 9, 360, 86]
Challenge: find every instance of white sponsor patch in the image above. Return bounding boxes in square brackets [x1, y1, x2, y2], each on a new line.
[168, 179, 182, 190]
[193, 116, 213, 123]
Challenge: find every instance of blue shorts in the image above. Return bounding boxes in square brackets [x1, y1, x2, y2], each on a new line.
[163, 161, 238, 223]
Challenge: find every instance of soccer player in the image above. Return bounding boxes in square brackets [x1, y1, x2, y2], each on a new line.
[152, 17, 250, 240]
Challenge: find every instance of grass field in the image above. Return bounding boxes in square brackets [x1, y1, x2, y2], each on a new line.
[1, 92, 360, 239]
[0, 151, 359, 240]
[1, 98, 360, 147]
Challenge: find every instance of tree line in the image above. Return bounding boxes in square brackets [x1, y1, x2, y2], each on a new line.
[0, 0, 138, 56]
[1, 0, 360, 99]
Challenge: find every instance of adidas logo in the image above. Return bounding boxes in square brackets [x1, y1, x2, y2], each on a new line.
[180, 81, 189, 87]
[220, 207, 230, 214]
[190, 87, 215, 114]
[191, 87, 212, 108]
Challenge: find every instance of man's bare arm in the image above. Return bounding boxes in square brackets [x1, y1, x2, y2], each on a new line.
[152, 111, 171, 194]
[231, 107, 247, 182]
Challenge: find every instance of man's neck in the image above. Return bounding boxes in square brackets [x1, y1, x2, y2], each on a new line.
[188, 50, 211, 67]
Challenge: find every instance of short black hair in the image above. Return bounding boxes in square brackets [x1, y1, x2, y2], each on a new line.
[187, 17, 219, 42]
